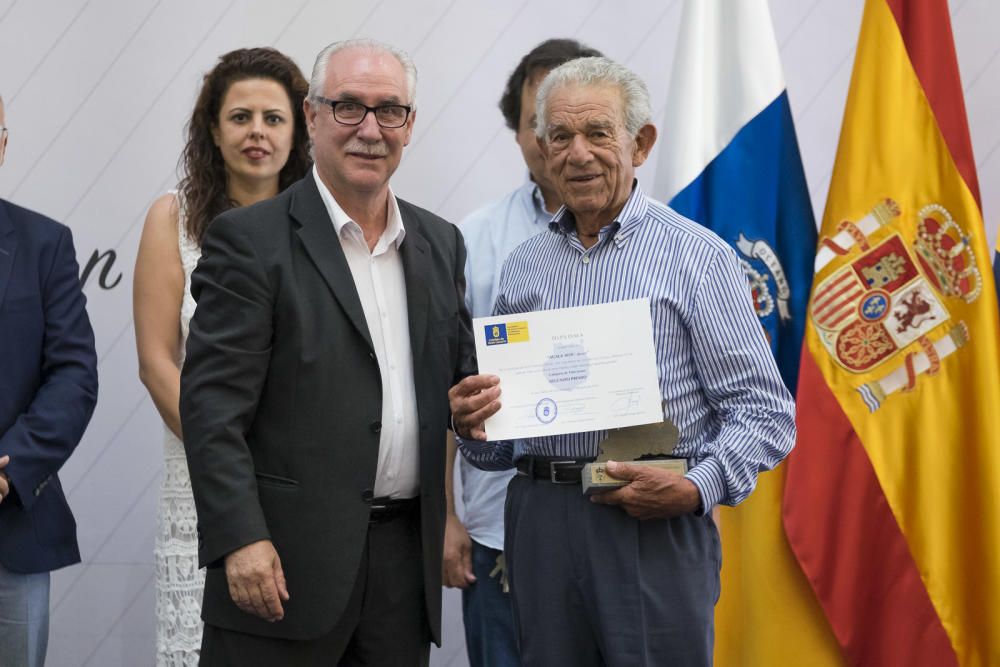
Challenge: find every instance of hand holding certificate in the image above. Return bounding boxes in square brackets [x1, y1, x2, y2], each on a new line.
[471, 298, 663, 441]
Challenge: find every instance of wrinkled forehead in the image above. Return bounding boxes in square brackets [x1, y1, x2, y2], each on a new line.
[545, 82, 624, 125]
[324, 47, 409, 101]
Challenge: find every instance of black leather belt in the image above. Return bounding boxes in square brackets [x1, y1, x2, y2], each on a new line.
[515, 455, 698, 485]
[515, 457, 593, 484]
[368, 496, 419, 524]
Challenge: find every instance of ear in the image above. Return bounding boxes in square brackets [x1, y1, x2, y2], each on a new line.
[211, 122, 221, 147]
[402, 109, 416, 147]
[631, 123, 657, 167]
[303, 98, 318, 140]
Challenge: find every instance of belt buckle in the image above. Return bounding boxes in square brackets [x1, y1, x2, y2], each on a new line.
[549, 460, 578, 484]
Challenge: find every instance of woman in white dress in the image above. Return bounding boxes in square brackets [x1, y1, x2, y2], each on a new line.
[133, 47, 311, 666]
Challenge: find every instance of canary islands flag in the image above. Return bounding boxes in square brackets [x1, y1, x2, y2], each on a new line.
[656, 0, 816, 395]
[656, 2, 843, 665]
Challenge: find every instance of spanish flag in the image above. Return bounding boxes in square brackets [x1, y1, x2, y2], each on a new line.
[784, 1, 1000, 665]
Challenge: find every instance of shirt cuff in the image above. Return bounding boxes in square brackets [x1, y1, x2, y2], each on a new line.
[454, 431, 496, 459]
[685, 457, 727, 516]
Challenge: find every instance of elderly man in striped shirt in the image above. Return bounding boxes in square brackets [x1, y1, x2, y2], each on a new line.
[449, 57, 796, 667]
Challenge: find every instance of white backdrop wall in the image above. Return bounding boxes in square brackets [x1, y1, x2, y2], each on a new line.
[1, 1, 997, 665]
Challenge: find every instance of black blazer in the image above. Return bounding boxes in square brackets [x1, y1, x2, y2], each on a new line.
[180, 175, 476, 642]
[0, 199, 98, 574]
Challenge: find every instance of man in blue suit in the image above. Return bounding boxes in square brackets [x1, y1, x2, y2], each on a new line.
[0, 95, 98, 666]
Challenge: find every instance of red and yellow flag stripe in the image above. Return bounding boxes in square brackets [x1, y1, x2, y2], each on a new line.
[714, 464, 844, 666]
[785, 1, 1000, 666]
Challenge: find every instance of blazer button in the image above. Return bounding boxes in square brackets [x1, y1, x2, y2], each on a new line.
[370, 420, 382, 433]
[361, 489, 374, 502]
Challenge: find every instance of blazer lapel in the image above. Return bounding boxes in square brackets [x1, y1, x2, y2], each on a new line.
[398, 202, 430, 362]
[0, 201, 17, 310]
[291, 178, 375, 352]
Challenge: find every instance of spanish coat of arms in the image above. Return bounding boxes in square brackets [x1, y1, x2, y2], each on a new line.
[811, 199, 982, 412]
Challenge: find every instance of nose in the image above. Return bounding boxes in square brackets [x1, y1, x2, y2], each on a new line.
[566, 134, 592, 165]
[249, 114, 265, 139]
[356, 110, 383, 140]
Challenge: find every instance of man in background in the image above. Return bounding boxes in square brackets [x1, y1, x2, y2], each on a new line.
[0, 94, 99, 667]
[443, 38, 601, 667]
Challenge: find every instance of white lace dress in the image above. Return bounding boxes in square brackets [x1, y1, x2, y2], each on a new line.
[153, 202, 204, 666]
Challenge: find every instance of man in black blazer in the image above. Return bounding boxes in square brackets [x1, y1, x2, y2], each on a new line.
[181, 39, 476, 664]
[0, 96, 99, 667]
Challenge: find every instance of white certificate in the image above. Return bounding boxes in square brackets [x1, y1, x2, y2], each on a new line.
[474, 298, 663, 441]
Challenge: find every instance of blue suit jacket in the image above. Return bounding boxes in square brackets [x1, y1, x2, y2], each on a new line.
[0, 198, 97, 574]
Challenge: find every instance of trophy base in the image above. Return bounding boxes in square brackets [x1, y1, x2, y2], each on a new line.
[581, 459, 689, 496]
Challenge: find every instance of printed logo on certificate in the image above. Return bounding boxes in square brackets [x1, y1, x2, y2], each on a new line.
[473, 298, 663, 441]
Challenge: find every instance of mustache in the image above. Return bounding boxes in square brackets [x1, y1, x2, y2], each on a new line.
[344, 140, 389, 157]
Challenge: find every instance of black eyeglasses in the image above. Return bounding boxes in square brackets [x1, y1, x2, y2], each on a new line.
[312, 96, 412, 128]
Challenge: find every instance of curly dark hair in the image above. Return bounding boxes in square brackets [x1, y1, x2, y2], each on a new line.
[179, 47, 311, 244]
[498, 38, 604, 132]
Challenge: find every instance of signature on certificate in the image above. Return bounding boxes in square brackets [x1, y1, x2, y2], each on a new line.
[610, 390, 642, 416]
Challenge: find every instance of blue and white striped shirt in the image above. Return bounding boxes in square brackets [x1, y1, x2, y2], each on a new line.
[459, 182, 796, 511]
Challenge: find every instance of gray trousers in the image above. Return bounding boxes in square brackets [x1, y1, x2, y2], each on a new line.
[504, 475, 721, 667]
[0, 562, 50, 667]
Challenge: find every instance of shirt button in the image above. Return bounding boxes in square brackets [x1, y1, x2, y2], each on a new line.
[370, 420, 382, 433]
[582, 255, 591, 265]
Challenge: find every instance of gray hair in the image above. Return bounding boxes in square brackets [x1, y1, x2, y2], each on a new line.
[534, 57, 651, 140]
[308, 38, 418, 109]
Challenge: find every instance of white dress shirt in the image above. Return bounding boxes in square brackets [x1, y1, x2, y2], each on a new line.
[313, 167, 420, 499]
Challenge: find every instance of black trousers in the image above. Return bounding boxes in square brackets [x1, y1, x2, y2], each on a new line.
[505, 475, 721, 667]
[199, 509, 430, 666]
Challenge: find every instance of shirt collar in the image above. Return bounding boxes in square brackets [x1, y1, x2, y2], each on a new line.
[549, 179, 649, 246]
[312, 166, 406, 248]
